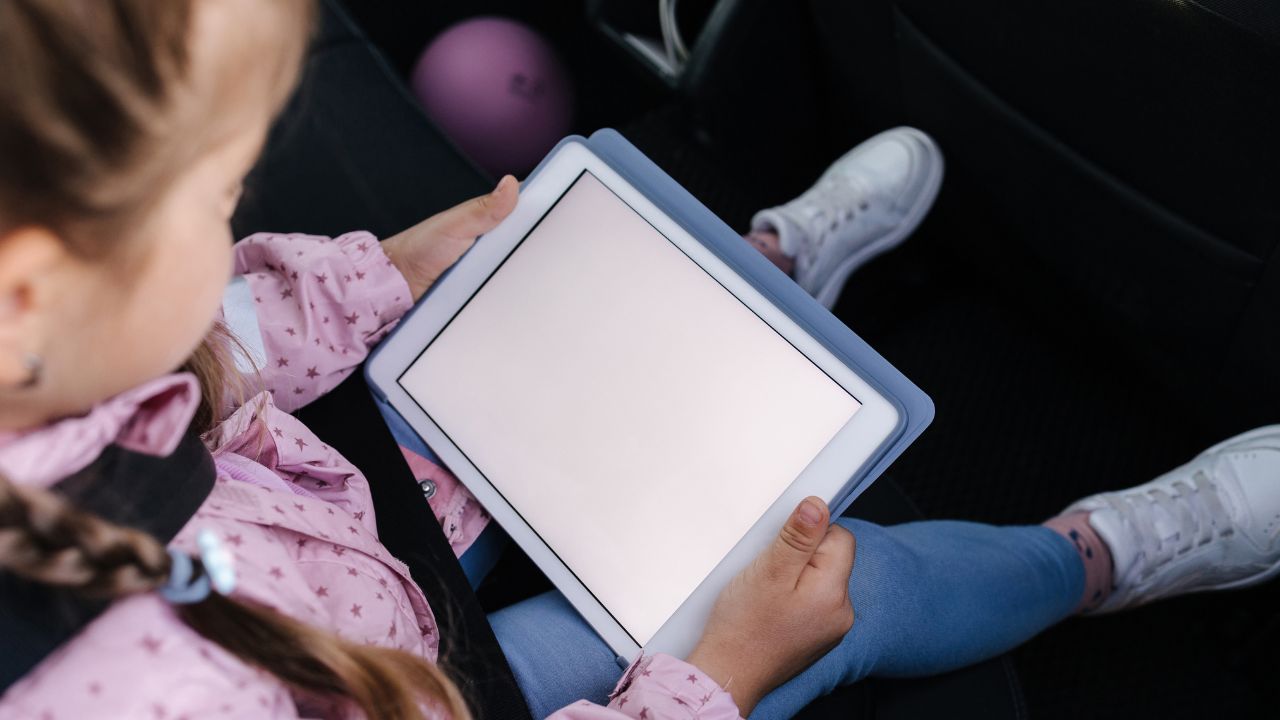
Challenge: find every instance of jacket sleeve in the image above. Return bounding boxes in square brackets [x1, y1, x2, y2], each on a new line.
[221, 231, 414, 414]
[546, 655, 742, 720]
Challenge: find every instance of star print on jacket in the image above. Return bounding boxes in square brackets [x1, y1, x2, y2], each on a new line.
[0, 231, 742, 720]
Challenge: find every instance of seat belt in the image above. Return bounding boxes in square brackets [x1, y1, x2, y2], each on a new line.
[296, 372, 533, 719]
[0, 431, 216, 690]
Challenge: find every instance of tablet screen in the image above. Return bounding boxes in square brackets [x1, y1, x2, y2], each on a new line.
[398, 171, 861, 645]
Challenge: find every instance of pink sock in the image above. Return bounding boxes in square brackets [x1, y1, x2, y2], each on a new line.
[743, 229, 795, 276]
[1043, 512, 1114, 612]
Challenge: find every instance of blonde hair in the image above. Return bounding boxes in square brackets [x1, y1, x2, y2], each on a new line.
[0, 1, 470, 717]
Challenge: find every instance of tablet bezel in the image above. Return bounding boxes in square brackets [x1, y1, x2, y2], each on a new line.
[366, 140, 899, 662]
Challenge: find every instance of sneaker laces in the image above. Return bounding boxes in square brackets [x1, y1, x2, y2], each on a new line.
[1106, 470, 1233, 578]
[789, 172, 876, 267]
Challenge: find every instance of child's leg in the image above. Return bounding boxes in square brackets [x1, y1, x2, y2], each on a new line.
[488, 591, 623, 717]
[744, 229, 795, 275]
[487, 518, 1084, 718]
[755, 423, 1280, 714]
[744, 127, 943, 309]
[751, 519, 1081, 718]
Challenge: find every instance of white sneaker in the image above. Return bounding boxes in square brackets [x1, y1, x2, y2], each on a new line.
[751, 126, 944, 309]
[1065, 425, 1280, 614]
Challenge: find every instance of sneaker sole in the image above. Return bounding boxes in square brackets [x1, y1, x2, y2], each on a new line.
[813, 127, 945, 309]
[1205, 557, 1280, 592]
[1094, 556, 1280, 614]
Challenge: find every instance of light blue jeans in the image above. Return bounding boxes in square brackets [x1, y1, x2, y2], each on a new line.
[488, 520, 1081, 718]
[376, 400, 1084, 718]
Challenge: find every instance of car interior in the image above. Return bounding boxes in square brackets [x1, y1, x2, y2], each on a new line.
[229, 1, 1280, 717]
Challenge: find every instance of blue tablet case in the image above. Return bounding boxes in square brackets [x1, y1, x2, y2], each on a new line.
[370, 129, 933, 517]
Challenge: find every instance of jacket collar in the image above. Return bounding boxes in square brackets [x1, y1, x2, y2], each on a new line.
[0, 373, 201, 489]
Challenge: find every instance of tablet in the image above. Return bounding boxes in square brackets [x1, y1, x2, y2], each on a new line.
[366, 139, 900, 662]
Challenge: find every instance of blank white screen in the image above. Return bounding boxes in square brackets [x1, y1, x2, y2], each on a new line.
[399, 172, 860, 644]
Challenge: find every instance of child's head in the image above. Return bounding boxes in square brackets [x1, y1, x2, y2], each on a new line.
[0, 0, 305, 430]
[0, 2, 472, 717]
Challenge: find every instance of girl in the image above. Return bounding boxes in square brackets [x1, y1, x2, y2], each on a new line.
[2, 2, 1278, 719]
[0, 1, 850, 716]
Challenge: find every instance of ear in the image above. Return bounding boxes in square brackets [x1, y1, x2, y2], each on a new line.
[0, 226, 66, 388]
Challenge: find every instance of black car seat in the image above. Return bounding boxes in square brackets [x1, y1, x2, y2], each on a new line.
[807, 0, 1280, 437]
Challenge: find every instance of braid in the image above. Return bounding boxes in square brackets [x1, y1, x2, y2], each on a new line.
[0, 471, 171, 597]
[0, 470, 472, 719]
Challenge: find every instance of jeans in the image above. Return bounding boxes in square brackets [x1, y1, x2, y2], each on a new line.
[488, 520, 1082, 719]
[375, 396, 1083, 718]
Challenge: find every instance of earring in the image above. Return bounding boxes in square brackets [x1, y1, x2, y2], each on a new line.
[18, 353, 41, 389]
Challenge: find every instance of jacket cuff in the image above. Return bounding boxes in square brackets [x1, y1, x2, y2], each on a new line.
[608, 654, 742, 719]
[334, 231, 414, 333]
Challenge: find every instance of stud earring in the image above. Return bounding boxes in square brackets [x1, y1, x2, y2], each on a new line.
[18, 353, 41, 389]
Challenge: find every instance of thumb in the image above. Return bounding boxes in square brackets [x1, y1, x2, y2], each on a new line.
[761, 497, 830, 587]
[429, 174, 519, 241]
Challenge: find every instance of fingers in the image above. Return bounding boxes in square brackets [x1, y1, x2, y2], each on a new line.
[761, 497, 830, 587]
[429, 174, 519, 241]
[800, 523, 856, 595]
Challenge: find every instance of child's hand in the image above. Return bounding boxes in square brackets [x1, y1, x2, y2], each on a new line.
[381, 175, 519, 300]
[685, 497, 856, 716]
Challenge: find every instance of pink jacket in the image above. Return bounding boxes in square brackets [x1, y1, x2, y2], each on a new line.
[0, 232, 740, 719]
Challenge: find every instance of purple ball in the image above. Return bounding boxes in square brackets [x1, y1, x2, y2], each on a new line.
[411, 17, 574, 177]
